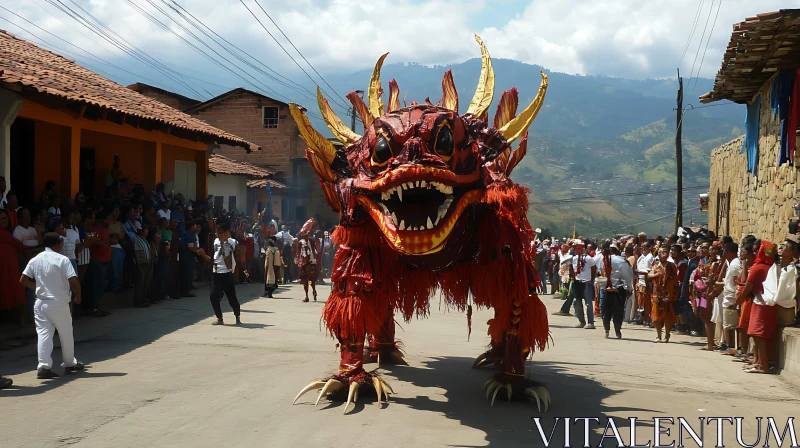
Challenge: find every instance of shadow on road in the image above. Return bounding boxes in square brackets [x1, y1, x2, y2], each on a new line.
[384, 357, 655, 447]
[0, 283, 275, 388]
[0, 371, 128, 397]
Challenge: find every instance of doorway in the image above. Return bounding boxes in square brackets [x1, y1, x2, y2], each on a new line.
[9, 118, 34, 207]
[79, 147, 96, 201]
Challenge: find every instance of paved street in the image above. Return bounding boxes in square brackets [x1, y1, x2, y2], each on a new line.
[2, 282, 800, 447]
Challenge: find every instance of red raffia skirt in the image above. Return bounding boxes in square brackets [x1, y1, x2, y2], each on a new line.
[299, 262, 317, 282]
[748, 303, 777, 339]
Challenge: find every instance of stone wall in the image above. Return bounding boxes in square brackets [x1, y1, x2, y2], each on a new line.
[708, 74, 798, 242]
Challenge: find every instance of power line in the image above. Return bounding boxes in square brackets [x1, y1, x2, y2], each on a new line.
[530, 185, 708, 205]
[60, 0, 211, 97]
[158, 0, 326, 111]
[0, 7, 172, 88]
[584, 211, 705, 238]
[687, 0, 715, 84]
[46, 0, 208, 98]
[165, 0, 316, 99]
[238, 0, 350, 111]
[679, 0, 705, 68]
[692, 0, 723, 92]
[28, 0, 234, 92]
[124, 0, 325, 120]
[252, 0, 347, 108]
[123, 0, 283, 100]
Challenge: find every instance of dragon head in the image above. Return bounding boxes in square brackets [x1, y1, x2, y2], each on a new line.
[290, 36, 547, 257]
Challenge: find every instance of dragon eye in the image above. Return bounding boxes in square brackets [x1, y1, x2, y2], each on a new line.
[434, 126, 454, 160]
[372, 135, 392, 167]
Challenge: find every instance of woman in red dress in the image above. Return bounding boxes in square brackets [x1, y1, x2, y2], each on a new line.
[0, 209, 26, 317]
[740, 241, 777, 374]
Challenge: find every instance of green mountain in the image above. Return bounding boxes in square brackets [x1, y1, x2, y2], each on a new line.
[321, 58, 745, 238]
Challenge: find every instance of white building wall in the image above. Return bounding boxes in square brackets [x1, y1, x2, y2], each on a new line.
[208, 173, 248, 212]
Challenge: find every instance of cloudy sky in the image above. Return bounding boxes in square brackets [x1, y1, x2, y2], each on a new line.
[0, 0, 786, 101]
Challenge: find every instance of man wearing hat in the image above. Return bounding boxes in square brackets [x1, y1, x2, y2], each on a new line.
[568, 239, 598, 329]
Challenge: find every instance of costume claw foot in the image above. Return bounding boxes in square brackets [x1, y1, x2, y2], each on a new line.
[481, 377, 550, 411]
[365, 348, 408, 367]
[482, 377, 513, 407]
[524, 385, 551, 412]
[292, 372, 394, 414]
[472, 350, 500, 369]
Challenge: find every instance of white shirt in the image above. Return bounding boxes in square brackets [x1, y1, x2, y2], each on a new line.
[13, 225, 39, 247]
[636, 252, 654, 286]
[213, 238, 237, 274]
[22, 248, 77, 302]
[608, 255, 635, 291]
[572, 254, 597, 282]
[722, 258, 742, 307]
[157, 209, 171, 220]
[62, 227, 81, 260]
[592, 253, 604, 275]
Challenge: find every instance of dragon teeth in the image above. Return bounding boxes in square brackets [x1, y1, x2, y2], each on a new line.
[426, 217, 433, 230]
[397, 187, 403, 202]
[391, 212, 398, 226]
[399, 220, 405, 231]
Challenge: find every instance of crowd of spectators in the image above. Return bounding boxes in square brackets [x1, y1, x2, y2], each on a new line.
[538, 229, 800, 375]
[0, 168, 336, 336]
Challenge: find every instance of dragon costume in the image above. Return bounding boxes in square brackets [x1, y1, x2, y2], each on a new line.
[291, 35, 551, 413]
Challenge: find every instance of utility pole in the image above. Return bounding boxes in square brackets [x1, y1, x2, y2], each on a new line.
[675, 69, 683, 233]
[350, 89, 364, 132]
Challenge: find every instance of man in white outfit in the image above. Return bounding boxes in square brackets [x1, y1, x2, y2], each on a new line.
[20, 233, 84, 379]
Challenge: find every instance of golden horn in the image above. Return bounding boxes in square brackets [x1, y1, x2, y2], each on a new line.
[289, 104, 337, 182]
[368, 53, 389, 118]
[317, 87, 360, 145]
[498, 71, 548, 143]
[465, 35, 495, 118]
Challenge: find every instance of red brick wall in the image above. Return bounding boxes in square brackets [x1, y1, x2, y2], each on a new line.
[188, 92, 305, 177]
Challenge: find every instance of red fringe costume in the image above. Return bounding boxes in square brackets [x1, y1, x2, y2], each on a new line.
[322, 182, 549, 395]
[289, 39, 552, 407]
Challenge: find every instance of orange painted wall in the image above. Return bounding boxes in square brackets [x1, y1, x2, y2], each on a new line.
[33, 120, 67, 199]
[161, 144, 198, 183]
[81, 130, 150, 194]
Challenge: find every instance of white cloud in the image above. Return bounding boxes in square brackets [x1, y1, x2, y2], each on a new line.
[0, 0, 788, 89]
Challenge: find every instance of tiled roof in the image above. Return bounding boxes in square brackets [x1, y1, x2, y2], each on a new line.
[127, 82, 201, 108]
[700, 9, 800, 104]
[184, 87, 289, 113]
[246, 178, 287, 189]
[0, 30, 259, 151]
[209, 154, 275, 178]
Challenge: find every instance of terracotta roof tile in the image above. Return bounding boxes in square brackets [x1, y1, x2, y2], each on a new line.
[209, 154, 274, 178]
[246, 178, 286, 189]
[0, 30, 259, 151]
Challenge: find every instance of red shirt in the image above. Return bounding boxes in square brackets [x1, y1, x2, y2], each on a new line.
[243, 237, 254, 261]
[746, 263, 771, 295]
[91, 225, 112, 262]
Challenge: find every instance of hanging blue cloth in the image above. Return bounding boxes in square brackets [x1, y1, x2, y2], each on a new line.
[775, 70, 797, 165]
[742, 95, 761, 174]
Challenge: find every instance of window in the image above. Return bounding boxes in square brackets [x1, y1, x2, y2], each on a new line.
[263, 106, 279, 129]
